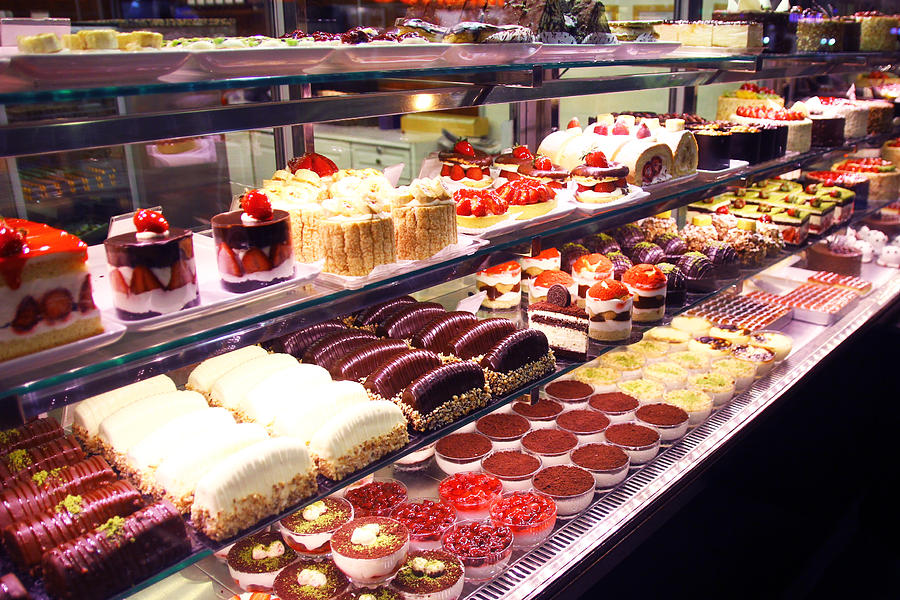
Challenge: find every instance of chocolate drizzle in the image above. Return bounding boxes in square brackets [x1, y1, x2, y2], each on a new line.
[447, 318, 517, 360]
[353, 296, 416, 327]
[409, 311, 478, 353]
[331, 339, 410, 381]
[0, 435, 85, 486]
[0, 418, 64, 456]
[275, 320, 347, 357]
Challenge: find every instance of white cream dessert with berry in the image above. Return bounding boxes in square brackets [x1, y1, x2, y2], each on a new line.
[476, 261, 521, 309]
[518, 248, 561, 294]
[586, 279, 633, 342]
[529, 269, 577, 304]
[227, 531, 299, 592]
[279, 497, 354, 555]
[621, 263, 667, 322]
[331, 517, 410, 584]
[571, 253, 615, 307]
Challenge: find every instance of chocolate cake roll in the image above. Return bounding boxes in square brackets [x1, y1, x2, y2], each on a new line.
[606, 251, 633, 280]
[0, 457, 116, 529]
[400, 362, 490, 431]
[1, 435, 85, 487]
[657, 262, 686, 307]
[42, 501, 190, 600]
[364, 349, 442, 400]
[353, 296, 416, 328]
[447, 318, 517, 360]
[3, 481, 144, 570]
[0, 574, 28, 600]
[584, 232, 620, 255]
[273, 319, 346, 357]
[330, 339, 410, 381]
[301, 329, 378, 370]
[480, 329, 555, 397]
[630, 241, 665, 265]
[377, 302, 446, 339]
[410, 311, 478, 354]
[703, 241, 740, 280]
[0, 418, 63, 456]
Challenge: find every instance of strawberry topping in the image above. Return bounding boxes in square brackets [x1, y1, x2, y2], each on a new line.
[454, 139, 476, 157]
[513, 145, 533, 160]
[622, 263, 666, 289]
[287, 152, 338, 177]
[133, 209, 169, 234]
[481, 260, 522, 277]
[735, 106, 805, 121]
[584, 151, 609, 168]
[0, 223, 26, 257]
[241, 189, 274, 220]
[533, 269, 574, 288]
[567, 117, 581, 129]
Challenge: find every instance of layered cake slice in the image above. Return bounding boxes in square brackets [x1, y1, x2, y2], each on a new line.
[476, 261, 522, 310]
[586, 278, 632, 342]
[479, 329, 556, 396]
[399, 361, 490, 431]
[716, 83, 784, 121]
[527, 283, 589, 360]
[104, 209, 199, 320]
[832, 158, 900, 203]
[1, 219, 103, 362]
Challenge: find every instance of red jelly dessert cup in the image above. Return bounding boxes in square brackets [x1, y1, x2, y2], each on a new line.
[390, 498, 457, 552]
[345, 480, 408, 517]
[489, 490, 557, 549]
[442, 522, 514, 582]
[438, 472, 502, 521]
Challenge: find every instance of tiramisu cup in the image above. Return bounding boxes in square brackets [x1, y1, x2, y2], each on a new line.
[604, 423, 661, 465]
[622, 264, 667, 322]
[510, 398, 563, 430]
[663, 389, 713, 427]
[556, 409, 610, 444]
[571, 253, 615, 307]
[279, 497, 354, 555]
[586, 279, 633, 342]
[518, 248, 561, 295]
[434, 433, 492, 474]
[531, 465, 595, 519]
[588, 392, 640, 423]
[544, 379, 594, 408]
[475, 413, 530, 451]
[476, 261, 521, 310]
[481, 450, 543, 492]
[331, 517, 410, 585]
[635, 403, 690, 445]
[530, 269, 577, 304]
[570, 443, 630, 491]
[391, 550, 465, 600]
[521, 429, 578, 466]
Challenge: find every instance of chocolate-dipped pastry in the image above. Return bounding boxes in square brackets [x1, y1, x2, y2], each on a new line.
[518, 157, 570, 186]
[676, 251, 716, 293]
[353, 296, 416, 327]
[656, 262, 686, 307]
[606, 251, 633, 280]
[42, 501, 189, 600]
[377, 302, 446, 339]
[703, 241, 740, 279]
[654, 233, 688, 257]
[570, 162, 629, 180]
[212, 205, 294, 293]
[409, 311, 478, 354]
[584, 233, 620, 255]
[447, 318, 517, 360]
[400, 362, 489, 431]
[630, 241, 665, 265]
[561, 243, 590, 273]
[330, 339, 410, 381]
[1, 435, 84, 486]
[0, 574, 28, 600]
[0, 457, 117, 529]
[364, 349, 442, 399]
[3, 481, 144, 570]
[301, 329, 378, 367]
[438, 147, 493, 168]
[480, 329, 550, 374]
[610, 224, 645, 251]
[274, 319, 346, 357]
[0, 418, 64, 456]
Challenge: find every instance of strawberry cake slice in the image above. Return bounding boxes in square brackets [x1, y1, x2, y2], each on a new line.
[729, 106, 812, 153]
[832, 157, 900, 203]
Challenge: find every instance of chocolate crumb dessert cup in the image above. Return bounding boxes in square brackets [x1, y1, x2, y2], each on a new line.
[481, 450, 543, 492]
[588, 392, 640, 424]
[555, 409, 610, 444]
[543, 379, 594, 408]
[532, 465, 595, 519]
[475, 413, 530, 451]
[511, 397, 564, 430]
[635, 403, 690, 446]
[570, 443, 630, 491]
[435, 433, 492, 474]
[521, 429, 578, 466]
[604, 423, 661, 466]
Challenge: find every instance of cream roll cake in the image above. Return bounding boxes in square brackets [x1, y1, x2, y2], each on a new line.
[240, 364, 333, 428]
[518, 248, 560, 294]
[530, 269, 577, 304]
[586, 279, 633, 342]
[192, 438, 319, 541]
[271, 381, 369, 443]
[187, 345, 269, 394]
[208, 353, 299, 417]
[622, 263, 667, 322]
[72, 374, 176, 451]
[309, 400, 408, 480]
[476, 261, 521, 310]
[571, 253, 614, 308]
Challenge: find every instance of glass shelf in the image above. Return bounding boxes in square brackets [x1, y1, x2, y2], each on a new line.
[2, 131, 893, 420]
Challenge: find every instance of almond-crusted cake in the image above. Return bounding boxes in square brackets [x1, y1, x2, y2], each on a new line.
[392, 177, 457, 261]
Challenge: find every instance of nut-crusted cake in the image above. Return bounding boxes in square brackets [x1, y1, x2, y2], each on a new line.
[392, 178, 457, 261]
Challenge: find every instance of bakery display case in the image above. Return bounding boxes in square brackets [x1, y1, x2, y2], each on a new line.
[3, 6, 900, 599]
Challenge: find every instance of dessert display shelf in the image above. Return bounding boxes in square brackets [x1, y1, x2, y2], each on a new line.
[3, 130, 898, 418]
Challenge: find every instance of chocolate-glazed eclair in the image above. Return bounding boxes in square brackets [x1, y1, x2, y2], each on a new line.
[353, 296, 416, 327]
[42, 501, 189, 600]
[1, 435, 85, 487]
[0, 418, 64, 457]
[275, 319, 346, 357]
[447, 318, 517, 360]
[480, 329, 555, 397]
[0, 457, 117, 529]
[400, 362, 490, 431]
[330, 339, 410, 381]
[302, 329, 378, 369]
[410, 311, 478, 354]
[3, 480, 144, 570]
[377, 302, 446, 339]
[364, 349, 442, 400]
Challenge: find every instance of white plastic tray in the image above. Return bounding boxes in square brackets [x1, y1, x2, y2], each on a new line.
[321, 43, 450, 70]
[187, 46, 334, 76]
[571, 186, 650, 214]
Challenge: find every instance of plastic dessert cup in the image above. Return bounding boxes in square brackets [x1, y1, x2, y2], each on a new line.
[520, 429, 578, 466]
[663, 389, 713, 427]
[331, 516, 411, 585]
[688, 336, 734, 359]
[390, 499, 458, 552]
[531, 465, 595, 519]
[391, 550, 465, 600]
[571, 364, 621, 393]
[616, 378, 665, 404]
[345, 480, 409, 518]
[555, 409, 610, 444]
[441, 522, 513, 582]
[642, 361, 689, 391]
[667, 350, 710, 375]
[588, 392, 640, 424]
[710, 357, 756, 391]
[278, 497, 354, 555]
[489, 490, 557, 549]
[434, 433, 493, 474]
[475, 413, 530, 451]
[438, 472, 503, 522]
[688, 372, 736, 407]
[510, 397, 564, 430]
[227, 531, 298, 592]
[644, 326, 690, 351]
[731, 344, 776, 377]
[635, 403, 690, 445]
[543, 379, 594, 408]
[569, 443, 630, 491]
[748, 330, 793, 362]
[481, 450, 543, 492]
[604, 423, 661, 466]
[334, 473, 375, 498]
[394, 443, 436, 472]
[599, 351, 645, 381]
[626, 339, 670, 364]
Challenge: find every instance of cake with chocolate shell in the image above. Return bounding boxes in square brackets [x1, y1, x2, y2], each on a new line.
[570, 151, 630, 204]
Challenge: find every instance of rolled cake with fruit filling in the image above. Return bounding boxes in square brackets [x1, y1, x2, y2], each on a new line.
[655, 120, 699, 176]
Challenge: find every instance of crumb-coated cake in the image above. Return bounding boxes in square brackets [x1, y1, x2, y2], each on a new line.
[479, 329, 555, 397]
[0, 574, 28, 600]
[0, 416, 64, 456]
[1, 218, 102, 362]
[104, 209, 199, 320]
[392, 177, 457, 261]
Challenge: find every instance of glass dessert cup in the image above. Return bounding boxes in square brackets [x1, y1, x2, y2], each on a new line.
[731, 344, 776, 377]
[599, 351, 645, 381]
[390, 550, 465, 600]
[604, 423, 661, 466]
[569, 443, 631, 491]
[481, 450, 543, 492]
[393, 443, 436, 472]
[333, 473, 375, 498]
[441, 522, 514, 582]
[748, 329, 794, 362]
[543, 379, 594, 408]
[531, 466, 595, 519]
[489, 490, 557, 549]
[331, 517, 411, 586]
[667, 350, 710, 375]
[616, 378, 665, 405]
[438, 472, 503, 522]
[555, 409, 610, 444]
[510, 397, 564, 430]
[663, 389, 713, 427]
[278, 497, 354, 555]
[571, 364, 621, 394]
[688, 372, 736, 407]
[635, 403, 690, 446]
[588, 392, 640, 424]
[475, 414, 530, 451]
[227, 532, 297, 592]
[626, 339, 670, 364]
[644, 326, 690, 351]
[345, 479, 409, 517]
[434, 433, 493, 474]
[521, 429, 578, 467]
[390, 498, 458, 552]
[710, 357, 756, 391]
[642, 361, 690, 391]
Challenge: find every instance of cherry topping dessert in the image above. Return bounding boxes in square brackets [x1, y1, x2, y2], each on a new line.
[287, 152, 339, 177]
[438, 472, 502, 520]
[133, 209, 169, 234]
[454, 139, 476, 157]
[391, 499, 457, 547]
[344, 480, 408, 517]
[0, 223, 26, 257]
[442, 522, 513, 573]
[490, 490, 556, 529]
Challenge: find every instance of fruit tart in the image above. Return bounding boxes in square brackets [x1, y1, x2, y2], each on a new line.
[495, 178, 558, 220]
[570, 151, 631, 204]
[453, 188, 510, 229]
[832, 158, 900, 203]
[439, 140, 493, 190]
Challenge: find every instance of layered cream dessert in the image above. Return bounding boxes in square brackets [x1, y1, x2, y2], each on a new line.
[586, 279, 633, 342]
[571, 254, 615, 308]
[598, 350, 644, 380]
[530, 270, 577, 304]
[331, 517, 410, 584]
[227, 531, 298, 592]
[643, 361, 689, 391]
[617, 378, 665, 404]
[278, 497, 354, 555]
[518, 248, 561, 294]
[688, 372, 736, 407]
[476, 261, 522, 310]
[663, 389, 713, 427]
[622, 263, 667, 322]
[711, 357, 757, 390]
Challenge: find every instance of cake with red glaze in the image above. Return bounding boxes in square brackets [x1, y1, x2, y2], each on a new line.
[212, 189, 295, 293]
[586, 279, 632, 342]
[804, 170, 869, 208]
[288, 152, 339, 180]
[622, 263, 667, 323]
[104, 209, 199, 320]
[454, 188, 510, 230]
[729, 106, 812, 153]
[831, 158, 900, 203]
[476, 261, 521, 309]
[495, 178, 558, 220]
[570, 151, 630, 204]
[1, 219, 102, 361]
[439, 140, 493, 190]
[516, 155, 568, 189]
[570, 253, 614, 308]
[0, 574, 28, 600]
[529, 269, 577, 304]
[518, 248, 560, 294]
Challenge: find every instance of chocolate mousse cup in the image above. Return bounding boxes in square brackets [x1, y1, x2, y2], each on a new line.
[555, 409, 610, 444]
[588, 392, 640, 424]
[570, 443, 630, 491]
[481, 450, 543, 492]
[331, 517, 410, 585]
[511, 397, 564, 429]
[212, 208, 294, 293]
[635, 403, 690, 446]
[521, 429, 578, 467]
[434, 433, 492, 474]
[604, 423, 661, 466]
[475, 413, 530, 451]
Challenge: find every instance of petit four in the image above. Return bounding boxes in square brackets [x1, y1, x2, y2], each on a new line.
[400, 361, 491, 431]
[409, 312, 478, 355]
[446, 318, 517, 360]
[227, 531, 298, 592]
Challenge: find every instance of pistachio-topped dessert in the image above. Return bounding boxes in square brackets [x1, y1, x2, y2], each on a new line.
[227, 531, 298, 592]
[571, 365, 620, 392]
[279, 497, 354, 555]
[273, 558, 350, 600]
[599, 351, 645, 377]
[663, 389, 713, 426]
[626, 339, 670, 362]
[688, 372, 736, 407]
[643, 361, 689, 390]
[331, 516, 411, 585]
[337, 585, 402, 600]
[391, 550, 465, 600]
[617, 378, 665, 403]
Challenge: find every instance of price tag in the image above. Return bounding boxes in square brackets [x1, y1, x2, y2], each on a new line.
[456, 291, 486, 314]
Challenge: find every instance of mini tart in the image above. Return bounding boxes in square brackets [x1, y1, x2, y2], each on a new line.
[391, 550, 465, 600]
[273, 559, 350, 600]
[747, 330, 792, 361]
[617, 378, 665, 404]
[227, 531, 299, 592]
[454, 188, 510, 229]
[708, 324, 752, 345]
[643, 326, 690, 350]
[279, 497, 354, 554]
[688, 336, 734, 358]
[688, 371, 735, 407]
[731, 344, 776, 376]
[495, 178, 559, 220]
